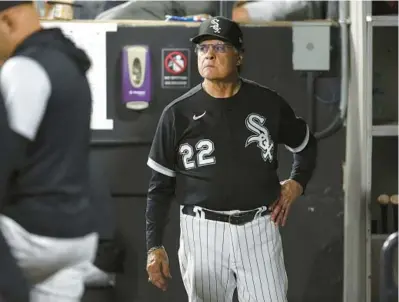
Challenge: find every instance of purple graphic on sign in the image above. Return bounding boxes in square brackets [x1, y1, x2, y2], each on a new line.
[121, 45, 151, 110]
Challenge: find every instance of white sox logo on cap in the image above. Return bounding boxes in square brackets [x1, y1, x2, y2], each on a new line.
[209, 19, 221, 34]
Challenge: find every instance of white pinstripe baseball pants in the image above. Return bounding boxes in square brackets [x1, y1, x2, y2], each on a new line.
[178, 206, 288, 302]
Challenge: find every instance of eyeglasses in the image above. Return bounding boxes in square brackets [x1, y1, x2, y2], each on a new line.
[195, 44, 234, 54]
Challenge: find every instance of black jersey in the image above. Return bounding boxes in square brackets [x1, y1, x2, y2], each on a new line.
[0, 28, 95, 238]
[147, 79, 316, 211]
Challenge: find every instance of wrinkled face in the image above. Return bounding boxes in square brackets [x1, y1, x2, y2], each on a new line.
[0, 12, 14, 61]
[196, 39, 241, 80]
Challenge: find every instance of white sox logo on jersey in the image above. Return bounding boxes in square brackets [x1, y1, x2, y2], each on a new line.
[245, 113, 274, 163]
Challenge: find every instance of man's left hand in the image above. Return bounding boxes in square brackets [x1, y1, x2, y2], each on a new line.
[270, 179, 303, 227]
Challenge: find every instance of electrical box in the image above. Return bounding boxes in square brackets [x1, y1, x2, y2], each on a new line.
[292, 23, 331, 71]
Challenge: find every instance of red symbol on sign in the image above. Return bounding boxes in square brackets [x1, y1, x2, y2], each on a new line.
[164, 51, 187, 75]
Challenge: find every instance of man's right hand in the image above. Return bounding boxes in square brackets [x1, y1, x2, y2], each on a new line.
[146, 246, 171, 291]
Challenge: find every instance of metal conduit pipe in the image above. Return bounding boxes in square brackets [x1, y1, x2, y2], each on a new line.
[218, 0, 228, 18]
[338, 0, 350, 120]
[306, 3, 317, 133]
[380, 232, 399, 302]
[315, 0, 349, 140]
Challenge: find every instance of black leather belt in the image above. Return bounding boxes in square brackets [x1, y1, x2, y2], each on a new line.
[182, 205, 270, 226]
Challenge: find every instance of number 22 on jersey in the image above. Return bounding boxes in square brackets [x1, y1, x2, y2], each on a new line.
[179, 139, 216, 170]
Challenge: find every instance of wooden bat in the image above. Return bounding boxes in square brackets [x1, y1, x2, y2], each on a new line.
[390, 194, 398, 232]
[377, 194, 390, 234]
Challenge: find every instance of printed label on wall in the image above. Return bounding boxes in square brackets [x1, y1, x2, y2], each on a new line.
[161, 49, 190, 89]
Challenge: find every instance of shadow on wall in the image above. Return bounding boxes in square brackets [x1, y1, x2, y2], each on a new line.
[303, 236, 343, 302]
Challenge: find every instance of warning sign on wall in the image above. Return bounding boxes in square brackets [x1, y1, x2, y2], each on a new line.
[162, 49, 190, 89]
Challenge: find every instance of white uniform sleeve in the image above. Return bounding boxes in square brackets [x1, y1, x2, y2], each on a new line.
[0, 56, 51, 141]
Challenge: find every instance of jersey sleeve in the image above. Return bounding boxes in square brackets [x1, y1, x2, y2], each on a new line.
[277, 96, 310, 153]
[0, 56, 51, 204]
[0, 56, 51, 141]
[147, 107, 176, 177]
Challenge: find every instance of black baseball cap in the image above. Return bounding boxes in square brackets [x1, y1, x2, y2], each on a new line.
[0, 1, 32, 13]
[190, 16, 244, 51]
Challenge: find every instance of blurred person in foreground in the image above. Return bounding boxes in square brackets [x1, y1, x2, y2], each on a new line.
[0, 1, 98, 301]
